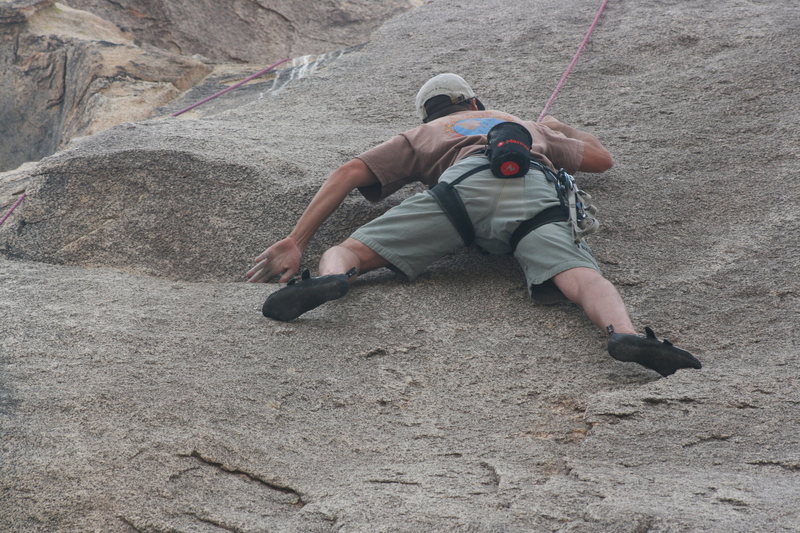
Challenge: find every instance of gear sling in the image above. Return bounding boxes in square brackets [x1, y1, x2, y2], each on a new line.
[427, 122, 598, 252]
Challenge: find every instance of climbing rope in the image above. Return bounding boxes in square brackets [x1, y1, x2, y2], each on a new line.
[171, 57, 290, 117]
[0, 193, 25, 227]
[538, 0, 610, 122]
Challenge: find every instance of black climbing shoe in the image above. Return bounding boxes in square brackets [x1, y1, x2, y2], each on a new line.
[607, 326, 702, 377]
[262, 268, 356, 321]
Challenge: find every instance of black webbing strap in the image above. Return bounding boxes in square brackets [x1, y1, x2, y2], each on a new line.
[428, 182, 475, 246]
[450, 163, 491, 186]
[427, 163, 490, 246]
[508, 204, 569, 253]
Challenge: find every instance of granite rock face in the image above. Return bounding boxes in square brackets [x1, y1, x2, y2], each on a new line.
[0, 0, 211, 171]
[1, 0, 799, 531]
[66, 0, 421, 62]
[0, 0, 417, 172]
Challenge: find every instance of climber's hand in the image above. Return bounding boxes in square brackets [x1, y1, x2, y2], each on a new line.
[246, 237, 302, 283]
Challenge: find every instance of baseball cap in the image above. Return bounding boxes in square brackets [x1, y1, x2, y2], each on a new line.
[415, 73, 485, 122]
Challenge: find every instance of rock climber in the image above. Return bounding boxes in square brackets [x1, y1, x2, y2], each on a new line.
[246, 73, 702, 377]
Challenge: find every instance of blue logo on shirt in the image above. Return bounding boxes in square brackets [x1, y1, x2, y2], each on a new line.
[452, 117, 504, 136]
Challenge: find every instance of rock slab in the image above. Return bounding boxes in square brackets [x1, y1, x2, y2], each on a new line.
[1, 0, 799, 531]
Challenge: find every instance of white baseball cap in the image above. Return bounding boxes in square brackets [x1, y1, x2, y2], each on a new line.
[415, 73, 485, 122]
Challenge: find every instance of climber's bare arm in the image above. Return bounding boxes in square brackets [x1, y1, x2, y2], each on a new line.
[246, 159, 378, 283]
[541, 115, 614, 173]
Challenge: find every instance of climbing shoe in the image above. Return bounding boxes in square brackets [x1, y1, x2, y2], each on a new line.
[607, 326, 702, 377]
[262, 268, 356, 321]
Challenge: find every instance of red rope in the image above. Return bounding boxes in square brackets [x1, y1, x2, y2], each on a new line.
[538, 0, 610, 122]
[171, 57, 291, 117]
[0, 193, 26, 227]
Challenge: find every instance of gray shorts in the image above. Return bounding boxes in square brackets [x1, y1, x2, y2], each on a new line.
[351, 156, 599, 292]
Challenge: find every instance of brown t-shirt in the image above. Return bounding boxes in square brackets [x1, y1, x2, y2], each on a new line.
[355, 110, 584, 202]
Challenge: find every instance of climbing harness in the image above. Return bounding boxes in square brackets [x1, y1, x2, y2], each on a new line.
[508, 161, 601, 248]
[428, 152, 600, 251]
[549, 166, 600, 246]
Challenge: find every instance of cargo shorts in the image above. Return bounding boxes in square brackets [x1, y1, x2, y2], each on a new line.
[350, 156, 600, 293]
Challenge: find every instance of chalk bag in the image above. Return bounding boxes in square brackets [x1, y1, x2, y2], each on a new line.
[486, 121, 533, 179]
